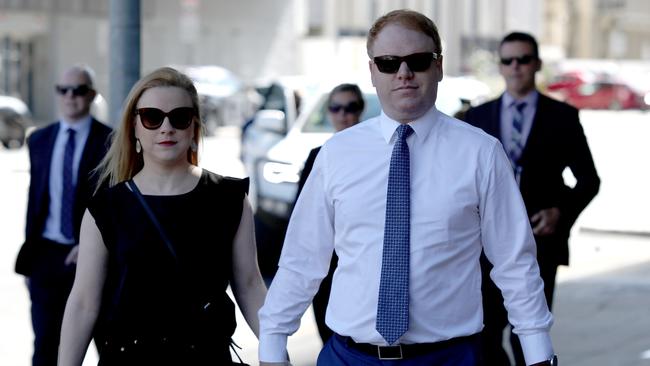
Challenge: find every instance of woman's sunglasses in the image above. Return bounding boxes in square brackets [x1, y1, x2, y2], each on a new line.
[135, 107, 195, 130]
[373, 52, 440, 74]
[328, 102, 362, 114]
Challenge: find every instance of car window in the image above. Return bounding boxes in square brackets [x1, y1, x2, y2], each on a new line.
[302, 92, 381, 133]
[578, 83, 599, 96]
[262, 84, 288, 113]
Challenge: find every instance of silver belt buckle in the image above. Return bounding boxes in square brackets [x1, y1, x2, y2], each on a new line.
[377, 345, 403, 360]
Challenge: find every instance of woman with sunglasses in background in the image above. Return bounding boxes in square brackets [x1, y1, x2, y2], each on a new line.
[297, 83, 365, 198]
[295, 83, 365, 346]
[58, 67, 266, 365]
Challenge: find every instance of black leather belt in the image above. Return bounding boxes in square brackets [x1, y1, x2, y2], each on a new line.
[338, 333, 479, 360]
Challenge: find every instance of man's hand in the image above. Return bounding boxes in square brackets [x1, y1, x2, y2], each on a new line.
[530, 207, 560, 236]
[64, 245, 79, 266]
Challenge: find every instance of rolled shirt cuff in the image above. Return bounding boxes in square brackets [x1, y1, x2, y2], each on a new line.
[519, 331, 554, 365]
[259, 333, 289, 362]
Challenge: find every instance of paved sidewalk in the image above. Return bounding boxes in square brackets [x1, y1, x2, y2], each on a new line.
[552, 230, 650, 366]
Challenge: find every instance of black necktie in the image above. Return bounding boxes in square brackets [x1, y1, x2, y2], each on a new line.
[61, 129, 76, 240]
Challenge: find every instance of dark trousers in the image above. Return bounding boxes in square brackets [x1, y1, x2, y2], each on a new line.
[312, 253, 338, 344]
[317, 333, 482, 366]
[480, 252, 557, 366]
[27, 239, 76, 366]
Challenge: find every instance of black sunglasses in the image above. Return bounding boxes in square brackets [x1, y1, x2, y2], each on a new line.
[328, 102, 362, 114]
[55, 84, 92, 97]
[135, 107, 195, 130]
[373, 52, 440, 74]
[500, 55, 536, 66]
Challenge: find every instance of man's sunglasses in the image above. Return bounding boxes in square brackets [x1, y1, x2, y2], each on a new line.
[373, 52, 440, 74]
[135, 107, 195, 130]
[328, 102, 362, 114]
[500, 55, 536, 66]
[55, 84, 92, 97]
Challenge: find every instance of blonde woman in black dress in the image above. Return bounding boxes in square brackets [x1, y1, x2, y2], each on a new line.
[59, 67, 266, 365]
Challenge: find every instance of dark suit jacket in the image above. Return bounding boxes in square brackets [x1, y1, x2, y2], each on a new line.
[464, 93, 600, 266]
[296, 146, 321, 199]
[15, 118, 112, 275]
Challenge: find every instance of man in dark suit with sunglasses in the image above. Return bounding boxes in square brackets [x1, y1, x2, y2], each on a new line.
[464, 32, 600, 366]
[260, 11, 557, 366]
[14, 65, 111, 366]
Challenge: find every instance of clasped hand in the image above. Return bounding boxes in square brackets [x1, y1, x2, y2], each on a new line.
[530, 207, 560, 236]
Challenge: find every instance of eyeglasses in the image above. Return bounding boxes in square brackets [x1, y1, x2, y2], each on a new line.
[55, 84, 92, 97]
[500, 55, 536, 66]
[373, 52, 440, 74]
[328, 102, 362, 114]
[135, 107, 195, 130]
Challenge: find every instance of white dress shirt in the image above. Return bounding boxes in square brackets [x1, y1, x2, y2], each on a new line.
[259, 106, 553, 364]
[42, 116, 93, 244]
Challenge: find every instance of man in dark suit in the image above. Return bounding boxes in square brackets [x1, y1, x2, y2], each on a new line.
[464, 32, 600, 365]
[14, 65, 111, 366]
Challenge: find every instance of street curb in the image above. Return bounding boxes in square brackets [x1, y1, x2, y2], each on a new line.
[580, 227, 650, 237]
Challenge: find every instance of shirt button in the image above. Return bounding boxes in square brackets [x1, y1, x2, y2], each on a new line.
[119, 347, 125, 352]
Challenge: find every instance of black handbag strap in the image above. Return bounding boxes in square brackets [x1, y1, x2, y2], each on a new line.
[126, 180, 177, 260]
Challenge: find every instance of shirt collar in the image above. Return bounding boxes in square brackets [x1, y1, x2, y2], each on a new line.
[379, 104, 439, 144]
[60, 115, 92, 133]
[502, 90, 539, 110]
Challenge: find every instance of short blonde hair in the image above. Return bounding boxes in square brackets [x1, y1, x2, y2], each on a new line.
[366, 9, 442, 58]
[95, 67, 203, 190]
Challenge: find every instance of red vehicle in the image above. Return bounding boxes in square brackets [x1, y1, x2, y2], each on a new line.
[547, 71, 649, 110]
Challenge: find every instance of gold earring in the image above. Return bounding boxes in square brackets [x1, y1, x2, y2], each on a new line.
[135, 139, 142, 153]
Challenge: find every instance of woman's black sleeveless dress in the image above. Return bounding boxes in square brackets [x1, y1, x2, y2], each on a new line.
[88, 170, 248, 365]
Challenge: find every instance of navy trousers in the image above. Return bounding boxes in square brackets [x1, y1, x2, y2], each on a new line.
[317, 333, 482, 366]
[27, 239, 76, 366]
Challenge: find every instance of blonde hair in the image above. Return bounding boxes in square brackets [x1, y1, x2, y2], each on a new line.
[95, 67, 203, 191]
[366, 9, 442, 58]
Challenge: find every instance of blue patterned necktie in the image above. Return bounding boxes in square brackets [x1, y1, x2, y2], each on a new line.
[376, 123, 413, 345]
[61, 128, 76, 240]
[508, 101, 527, 170]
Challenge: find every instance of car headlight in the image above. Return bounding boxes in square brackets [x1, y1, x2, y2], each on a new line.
[261, 161, 301, 184]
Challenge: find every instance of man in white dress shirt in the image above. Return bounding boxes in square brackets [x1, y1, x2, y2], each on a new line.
[259, 10, 556, 366]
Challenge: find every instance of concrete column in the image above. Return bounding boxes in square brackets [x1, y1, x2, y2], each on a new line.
[109, 0, 140, 127]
